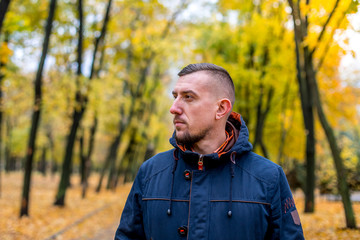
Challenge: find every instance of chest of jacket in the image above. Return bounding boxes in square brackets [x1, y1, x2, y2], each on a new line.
[141, 156, 272, 240]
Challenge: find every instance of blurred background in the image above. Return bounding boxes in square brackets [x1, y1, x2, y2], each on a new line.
[0, 0, 359, 239]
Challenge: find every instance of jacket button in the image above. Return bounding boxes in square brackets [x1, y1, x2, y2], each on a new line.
[183, 170, 191, 180]
[178, 226, 187, 236]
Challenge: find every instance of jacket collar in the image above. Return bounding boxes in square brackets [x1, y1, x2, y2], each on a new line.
[169, 111, 253, 164]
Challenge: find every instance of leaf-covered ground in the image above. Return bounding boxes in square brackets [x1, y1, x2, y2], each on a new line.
[294, 191, 360, 239]
[0, 172, 131, 240]
[1, 172, 360, 239]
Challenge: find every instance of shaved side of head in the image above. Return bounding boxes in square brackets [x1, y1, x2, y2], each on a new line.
[178, 63, 235, 106]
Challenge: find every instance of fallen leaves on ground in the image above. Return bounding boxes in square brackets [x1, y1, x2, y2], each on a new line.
[0, 172, 131, 240]
[294, 191, 360, 239]
[1, 173, 360, 239]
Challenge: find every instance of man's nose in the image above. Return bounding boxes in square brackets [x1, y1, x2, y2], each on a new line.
[170, 99, 182, 115]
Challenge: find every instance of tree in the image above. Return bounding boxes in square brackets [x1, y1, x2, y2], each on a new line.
[54, 0, 112, 206]
[81, 113, 97, 198]
[0, 0, 11, 36]
[20, 0, 57, 217]
[96, 0, 188, 192]
[287, 0, 357, 228]
[0, 0, 12, 198]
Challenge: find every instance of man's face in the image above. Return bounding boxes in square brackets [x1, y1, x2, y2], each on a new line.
[170, 71, 218, 146]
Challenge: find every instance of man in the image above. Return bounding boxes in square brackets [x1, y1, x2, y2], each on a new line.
[115, 63, 304, 240]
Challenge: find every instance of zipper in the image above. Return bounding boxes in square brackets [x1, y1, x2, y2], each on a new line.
[198, 154, 204, 171]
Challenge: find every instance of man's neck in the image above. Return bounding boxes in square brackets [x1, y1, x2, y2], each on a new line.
[193, 130, 227, 155]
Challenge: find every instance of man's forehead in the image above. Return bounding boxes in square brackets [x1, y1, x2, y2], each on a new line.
[174, 71, 213, 90]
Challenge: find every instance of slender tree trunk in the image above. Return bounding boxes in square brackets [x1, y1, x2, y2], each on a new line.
[0, 0, 11, 36]
[54, 92, 85, 205]
[288, 0, 316, 213]
[96, 10, 137, 192]
[89, 0, 112, 79]
[308, 62, 356, 228]
[288, 0, 356, 225]
[20, 0, 57, 217]
[79, 127, 86, 184]
[96, 130, 122, 192]
[76, 0, 83, 77]
[277, 78, 295, 165]
[303, 48, 316, 213]
[38, 146, 47, 176]
[108, 128, 136, 189]
[253, 85, 274, 159]
[82, 113, 97, 198]
[244, 83, 251, 124]
[0, 31, 10, 198]
[0, 70, 2, 197]
[4, 116, 11, 172]
[98, 0, 187, 191]
[45, 128, 56, 176]
[0, 72, 2, 196]
[55, 0, 112, 206]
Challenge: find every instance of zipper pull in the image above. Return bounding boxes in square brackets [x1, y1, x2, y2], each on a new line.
[198, 155, 204, 171]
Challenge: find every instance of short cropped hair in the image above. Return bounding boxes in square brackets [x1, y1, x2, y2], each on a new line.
[178, 63, 235, 105]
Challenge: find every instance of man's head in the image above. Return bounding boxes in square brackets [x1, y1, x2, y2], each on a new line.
[178, 63, 235, 105]
[170, 63, 235, 147]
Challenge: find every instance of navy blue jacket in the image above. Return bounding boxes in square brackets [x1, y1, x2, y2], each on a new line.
[115, 116, 304, 240]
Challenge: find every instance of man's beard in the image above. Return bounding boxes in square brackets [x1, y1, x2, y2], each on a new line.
[175, 127, 211, 147]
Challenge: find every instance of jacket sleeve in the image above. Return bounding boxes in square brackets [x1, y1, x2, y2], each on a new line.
[266, 167, 305, 240]
[114, 168, 146, 240]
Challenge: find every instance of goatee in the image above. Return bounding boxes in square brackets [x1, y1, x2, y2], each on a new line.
[175, 128, 210, 147]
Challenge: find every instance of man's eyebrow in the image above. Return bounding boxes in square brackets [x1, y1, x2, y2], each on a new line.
[182, 90, 197, 95]
[172, 90, 198, 96]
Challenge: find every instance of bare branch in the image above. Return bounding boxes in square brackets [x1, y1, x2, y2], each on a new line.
[310, 0, 341, 56]
[316, 1, 352, 71]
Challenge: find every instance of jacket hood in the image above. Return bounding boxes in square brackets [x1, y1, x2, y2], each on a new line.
[169, 111, 253, 162]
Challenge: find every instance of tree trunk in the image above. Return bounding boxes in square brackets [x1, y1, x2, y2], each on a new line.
[79, 127, 86, 184]
[4, 116, 12, 172]
[308, 62, 356, 228]
[277, 78, 295, 165]
[287, 0, 356, 225]
[38, 146, 47, 176]
[288, 0, 316, 213]
[76, 0, 83, 77]
[0, 31, 10, 198]
[0, 0, 11, 36]
[303, 48, 316, 213]
[89, 0, 112, 79]
[20, 0, 57, 217]
[107, 128, 136, 190]
[45, 127, 56, 176]
[55, 0, 111, 206]
[95, 10, 137, 192]
[253, 85, 274, 159]
[54, 92, 85, 205]
[98, 0, 187, 191]
[96, 130, 122, 192]
[82, 113, 97, 198]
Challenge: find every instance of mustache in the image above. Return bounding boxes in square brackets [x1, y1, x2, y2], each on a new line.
[173, 117, 186, 124]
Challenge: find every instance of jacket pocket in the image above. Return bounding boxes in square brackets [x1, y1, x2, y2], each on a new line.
[208, 200, 270, 240]
[143, 198, 189, 240]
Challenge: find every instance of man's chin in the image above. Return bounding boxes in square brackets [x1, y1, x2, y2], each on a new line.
[174, 132, 187, 144]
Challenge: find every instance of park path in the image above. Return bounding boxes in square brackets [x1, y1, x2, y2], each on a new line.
[89, 222, 118, 240]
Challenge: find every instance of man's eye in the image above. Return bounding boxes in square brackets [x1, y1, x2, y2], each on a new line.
[184, 95, 192, 99]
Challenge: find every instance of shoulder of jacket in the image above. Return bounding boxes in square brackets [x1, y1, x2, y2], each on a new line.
[235, 151, 282, 185]
[138, 149, 174, 182]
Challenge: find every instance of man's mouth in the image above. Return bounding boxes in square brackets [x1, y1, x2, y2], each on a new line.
[173, 119, 186, 127]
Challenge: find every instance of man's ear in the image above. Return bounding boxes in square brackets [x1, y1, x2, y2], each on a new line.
[215, 98, 232, 120]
